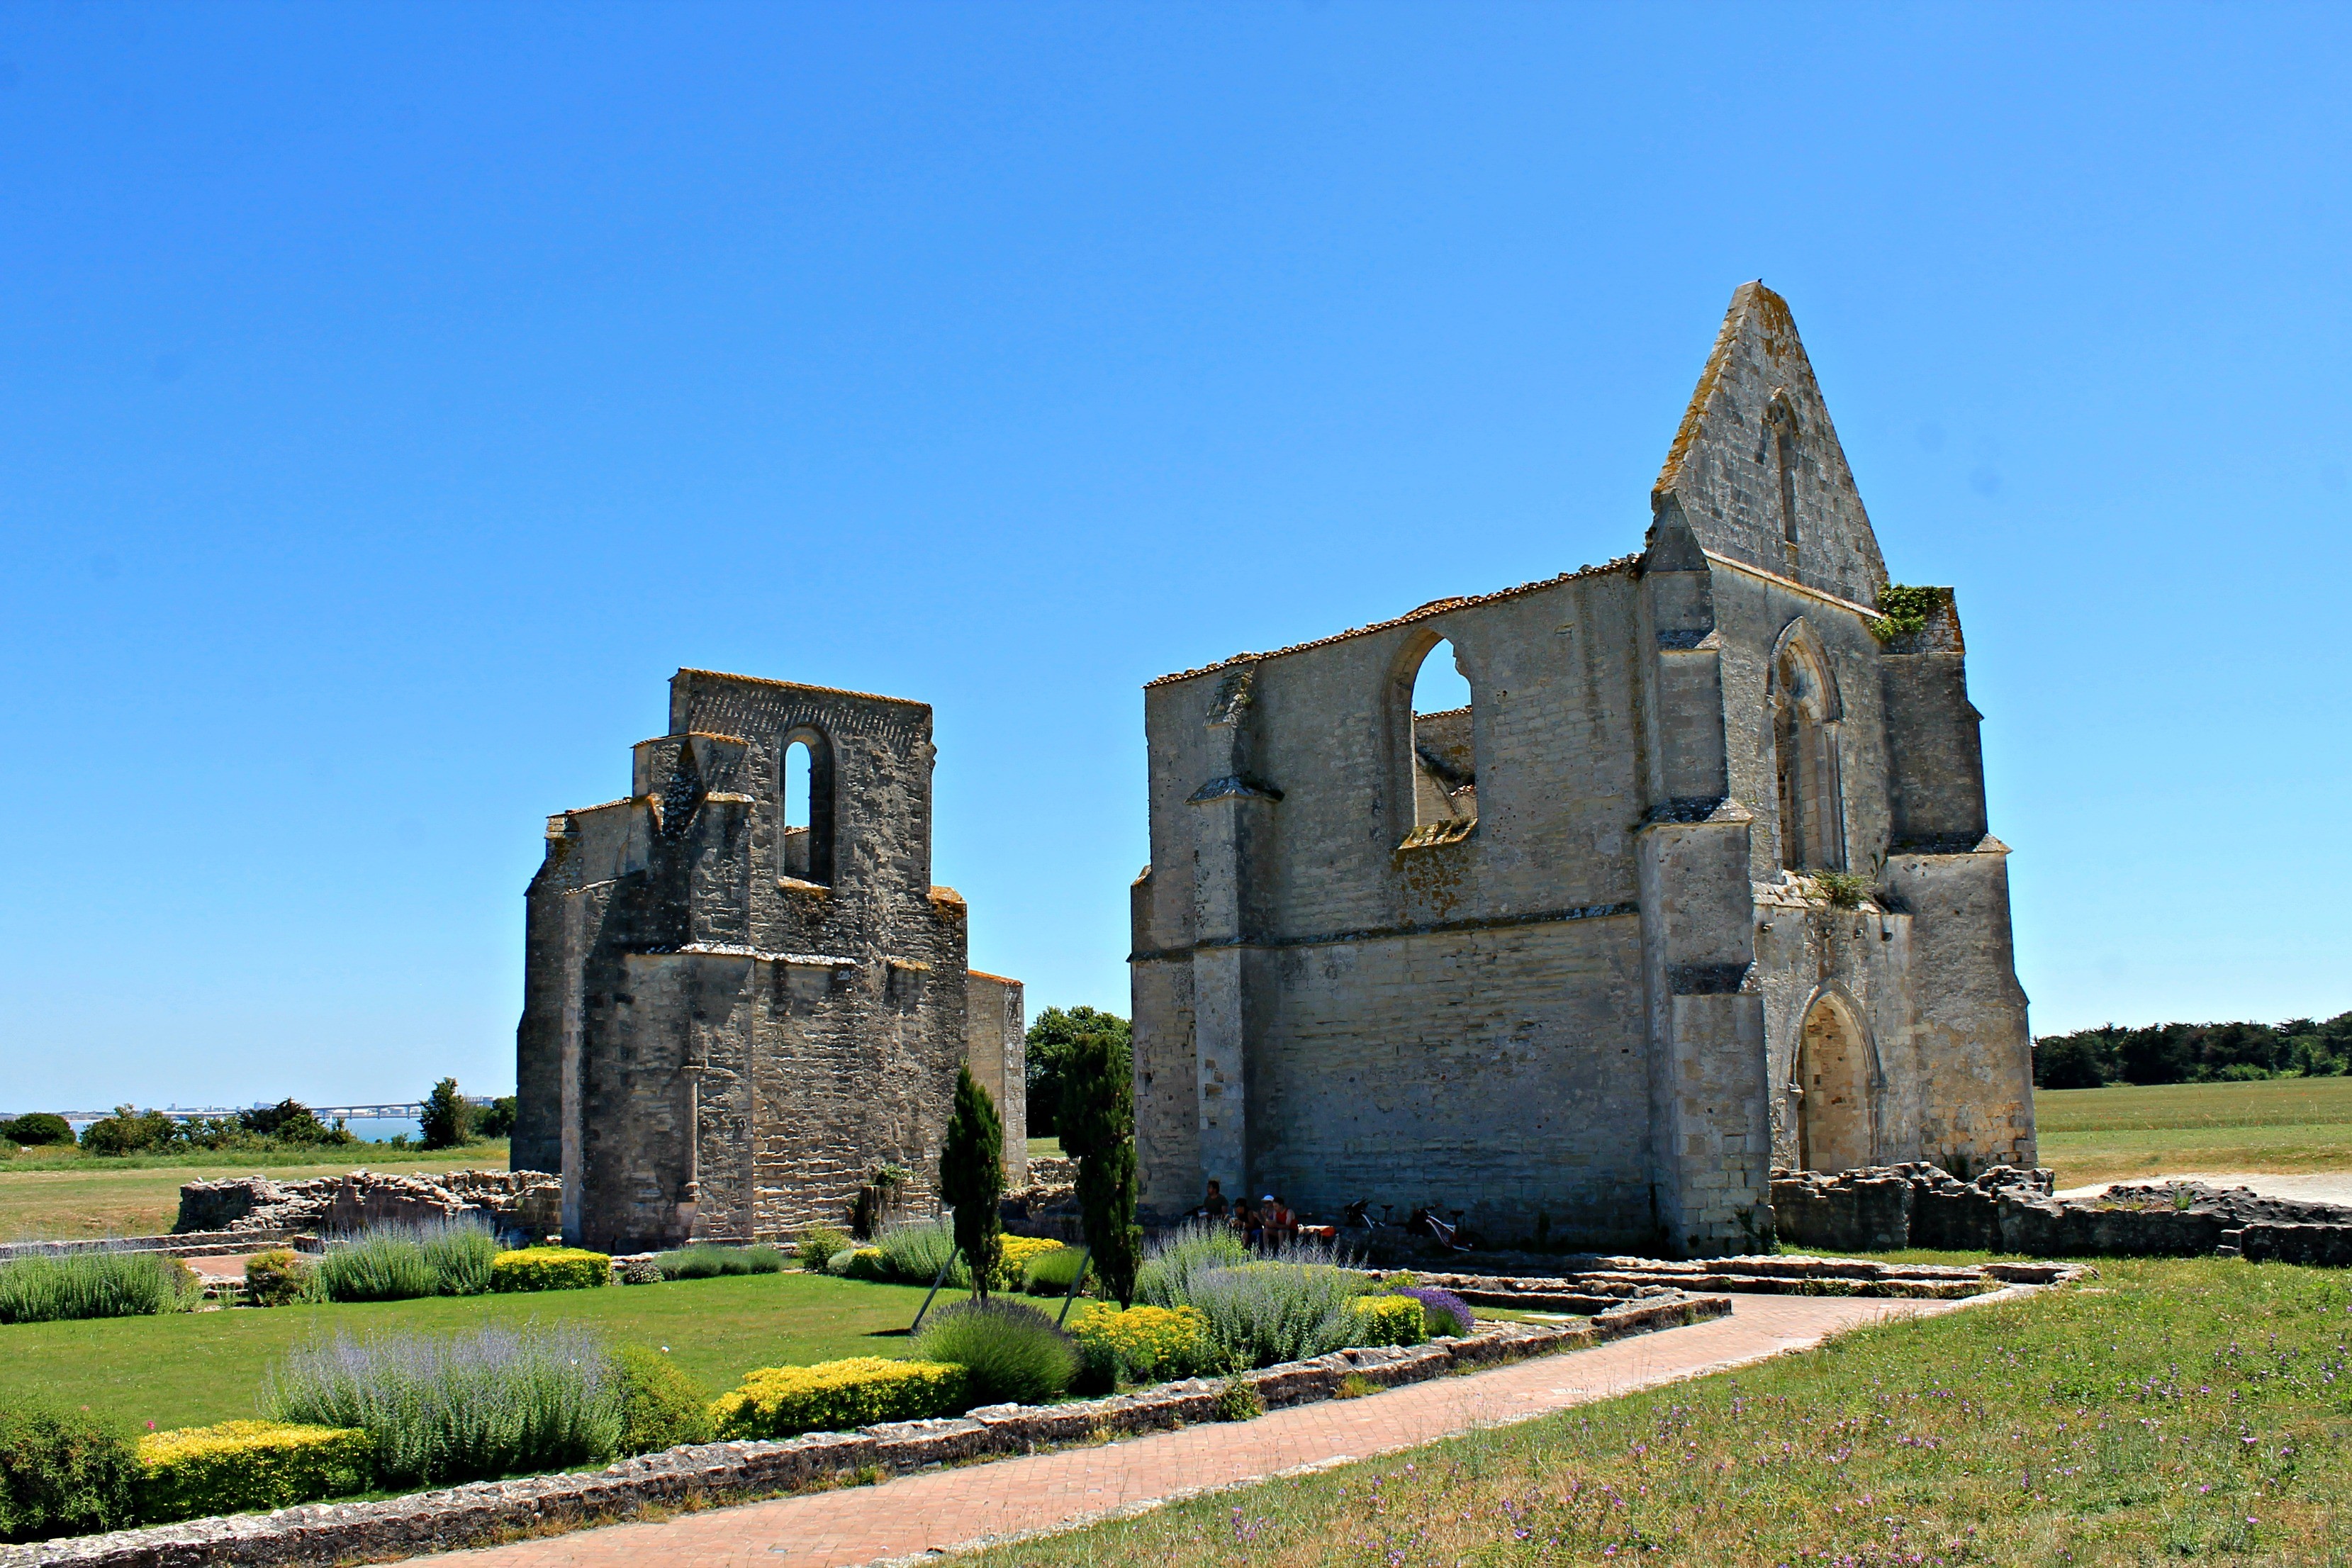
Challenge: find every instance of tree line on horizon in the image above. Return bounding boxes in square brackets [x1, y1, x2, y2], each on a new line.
[2033, 1010, 2352, 1090]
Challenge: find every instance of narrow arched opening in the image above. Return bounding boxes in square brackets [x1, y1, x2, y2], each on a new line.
[1796, 997, 1872, 1174]
[1409, 638, 1475, 828]
[779, 729, 836, 885]
[1771, 637, 1844, 873]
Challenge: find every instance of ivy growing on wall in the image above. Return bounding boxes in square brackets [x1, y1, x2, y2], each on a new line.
[1867, 583, 1945, 644]
[1862, 583, 1938, 644]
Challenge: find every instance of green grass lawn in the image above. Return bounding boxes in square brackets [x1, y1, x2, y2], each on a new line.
[1026, 1136, 1064, 1161]
[964, 1256, 2352, 1567]
[0, 1143, 512, 1241]
[2036, 1078, 2352, 1186]
[0, 1269, 953, 1430]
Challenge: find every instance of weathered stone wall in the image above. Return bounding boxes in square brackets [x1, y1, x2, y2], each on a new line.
[1131, 284, 2034, 1258]
[173, 1170, 560, 1238]
[519, 671, 1021, 1254]
[965, 970, 1027, 1182]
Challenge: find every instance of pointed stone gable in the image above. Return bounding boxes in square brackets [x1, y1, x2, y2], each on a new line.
[1652, 282, 1888, 607]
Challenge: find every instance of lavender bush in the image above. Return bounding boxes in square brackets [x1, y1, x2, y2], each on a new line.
[1391, 1284, 1475, 1336]
[0, 1247, 201, 1324]
[315, 1216, 498, 1303]
[264, 1323, 622, 1485]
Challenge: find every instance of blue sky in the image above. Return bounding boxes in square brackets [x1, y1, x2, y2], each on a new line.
[3, 4, 2347, 1109]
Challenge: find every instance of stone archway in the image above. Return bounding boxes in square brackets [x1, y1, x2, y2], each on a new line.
[1797, 997, 1873, 1173]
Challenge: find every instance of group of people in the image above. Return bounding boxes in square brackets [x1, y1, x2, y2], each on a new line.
[1196, 1179, 1298, 1247]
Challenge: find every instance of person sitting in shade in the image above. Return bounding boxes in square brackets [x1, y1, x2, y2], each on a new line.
[1232, 1195, 1262, 1248]
[1260, 1193, 1298, 1245]
[1198, 1178, 1230, 1221]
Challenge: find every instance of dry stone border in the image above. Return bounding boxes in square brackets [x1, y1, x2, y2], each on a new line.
[0, 1295, 1725, 1568]
[172, 1170, 560, 1239]
[1771, 1163, 2352, 1260]
[1407, 1253, 2081, 1314]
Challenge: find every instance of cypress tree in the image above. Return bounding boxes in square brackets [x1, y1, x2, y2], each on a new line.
[1060, 1029, 1141, 1307]
[939, 1064, 1005, 1299]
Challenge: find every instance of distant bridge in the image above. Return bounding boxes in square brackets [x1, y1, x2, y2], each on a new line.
[17, 1099, 503, 1128]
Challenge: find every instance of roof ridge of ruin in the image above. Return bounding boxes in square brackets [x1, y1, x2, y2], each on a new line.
[966, 967, 1022, 985]
[1144, 554, 1639, 688]
[1654, 279, 1784, 496]
[673, 668, 929, 709]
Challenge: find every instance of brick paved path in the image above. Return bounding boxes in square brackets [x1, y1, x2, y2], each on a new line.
[440, 1294, 1979, 1568]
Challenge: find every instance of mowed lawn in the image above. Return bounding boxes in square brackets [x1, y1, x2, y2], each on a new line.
[966, 1256, 2352, 1568]
[0, 1270, 947, 1430]
[2036, 1077, 2352, 1187]
[0, 1143, 511, 1241]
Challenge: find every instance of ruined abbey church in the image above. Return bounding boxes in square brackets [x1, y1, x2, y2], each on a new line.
[1130, 283, 2036, 1257]
[514, 671, 1024, 1255]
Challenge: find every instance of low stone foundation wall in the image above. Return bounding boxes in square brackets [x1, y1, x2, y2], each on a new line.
[1771, 1164, 2352, 1262]
[0, 1299, 1727, 1567]
[0, 1231, 297, 1263]
[1409, 1253, 2073, 1310]
[174, 1170, 561, 1239]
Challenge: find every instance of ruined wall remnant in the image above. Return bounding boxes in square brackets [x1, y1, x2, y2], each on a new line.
[515, 670, 1023, 1254]
[1131, 283, 2037, 1259]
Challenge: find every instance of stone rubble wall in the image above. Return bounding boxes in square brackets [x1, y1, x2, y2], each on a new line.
[173, 1170, 561, 1239]
[0, 1300, 1726, 1568]
[1771, 1163, 2352, 1260]
[0, 1231, 296, 1263]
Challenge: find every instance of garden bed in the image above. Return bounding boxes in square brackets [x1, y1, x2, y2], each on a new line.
[0, 1297, 1727, 1566]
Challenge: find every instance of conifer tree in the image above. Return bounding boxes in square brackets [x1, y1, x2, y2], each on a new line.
[939, 1064, 1006, 1299]
[1060, 1029, 1141, 1307]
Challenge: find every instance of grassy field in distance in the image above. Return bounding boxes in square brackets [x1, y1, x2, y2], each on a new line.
[0, 1142, 512, 1241]
[2033, 1077, 2352, 1187]
[0, 1270, 948, 1430]
[1026, 1136, 1063, 1161]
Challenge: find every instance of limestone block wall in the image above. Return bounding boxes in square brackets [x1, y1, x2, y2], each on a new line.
[519, 671, 1019, 1255]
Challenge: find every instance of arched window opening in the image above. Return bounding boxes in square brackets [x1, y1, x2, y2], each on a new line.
[1409, 639, 1476, 829]
[1796, 997, 1872, 1174]
[779, 732, 835, 885]
[1766, 392, 1801, 549]
[1771, 638, 1844, 873]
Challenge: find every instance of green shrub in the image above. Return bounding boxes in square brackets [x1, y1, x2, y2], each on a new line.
[77, 1106, 186, 1157]
[1066, 1304, 1209, 1391]
[710, 1358, 970, 1440]
[316, 1219, 496, 1303]
[0, 1401, 138, 1543]
[794, 1225, 851, 1272]
[875, 1219, 966, 1287]
[1214, 1370, 1265, 1422]
[995, 1236, 1065, 1293]
[656, 1244, 783, 1281]
[1022, 1244, 1090, 1297]
[418, 1077, 474, 1151]
[0, 1249, 202, 1325]
[134, 1421, 371, 1523]
[242, 1249, 315, 1308]
[612, 1347, 713, 1455]
[1, 1114, 72, 1148]
[1347, 1292, 1429, 1348]
[476, 1095, 518, 1139]
[490, 1248, 611, 1292]
[264, 1323, 621, 1487]
[910, 1299, 1080, 1406]
[1133, 1219, 1250, 1309]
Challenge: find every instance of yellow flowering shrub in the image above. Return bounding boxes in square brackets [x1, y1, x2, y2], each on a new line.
[1068, 1303, 1211, 1391]
[1348, 1292, 1429, 1348]
[135, 1421, 372, 1523]
[489, 1248, 610, 1292]
[708, 1357, 970, 1439]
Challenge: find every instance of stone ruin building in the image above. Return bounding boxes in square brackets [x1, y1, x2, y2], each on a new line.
[1129, 283, 2035, 1258]
[514, 668, 1024, 1254]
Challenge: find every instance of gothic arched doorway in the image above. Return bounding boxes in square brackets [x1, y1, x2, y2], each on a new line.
[1797, 997, 1873, 1173]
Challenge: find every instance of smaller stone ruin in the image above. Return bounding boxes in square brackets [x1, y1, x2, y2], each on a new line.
[175, 1169, 562, 1242]
[1772, 1163, 2352, 1264]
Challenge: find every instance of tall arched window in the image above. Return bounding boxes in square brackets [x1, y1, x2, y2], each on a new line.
[1766, 391, 1802, 551]
[1409, 638, 1476, 828]
[1771, 627, 1844, 872]
[779, 729, 835, 885]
